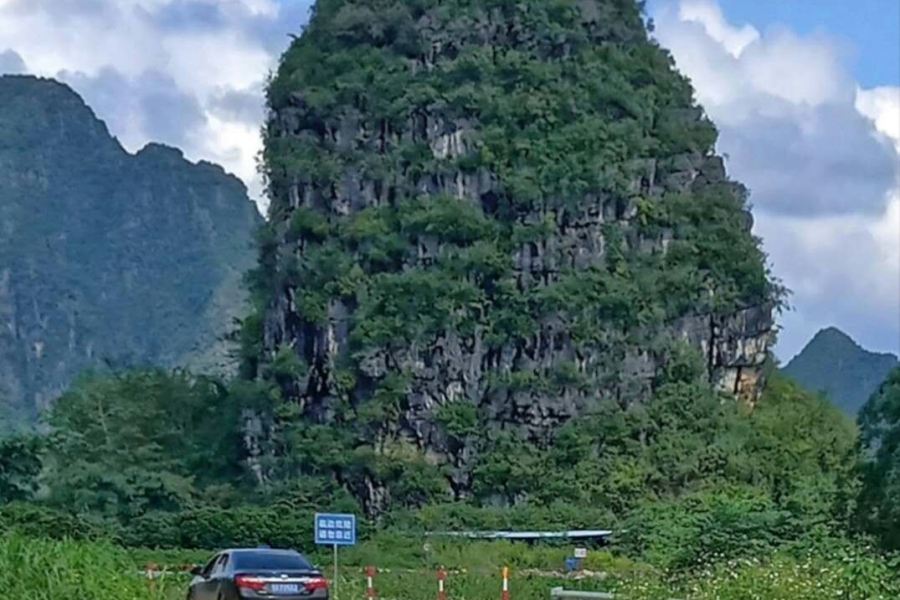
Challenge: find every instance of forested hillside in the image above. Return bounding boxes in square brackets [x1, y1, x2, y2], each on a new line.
[784, 327, 898, 414]
[0, 76, 261, 429]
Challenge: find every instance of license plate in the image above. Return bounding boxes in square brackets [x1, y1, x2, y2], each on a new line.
[269, 583, 300, 595]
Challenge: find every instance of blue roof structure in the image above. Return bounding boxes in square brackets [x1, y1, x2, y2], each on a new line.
[424, 530, 613, 540]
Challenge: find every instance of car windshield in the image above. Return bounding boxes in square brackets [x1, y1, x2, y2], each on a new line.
[232, 551, 313, 571]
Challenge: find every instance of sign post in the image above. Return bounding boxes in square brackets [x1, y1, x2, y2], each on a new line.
[314, 513, 357, 600]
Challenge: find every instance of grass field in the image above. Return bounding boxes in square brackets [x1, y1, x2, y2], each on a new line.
[3, 533, 900, 600]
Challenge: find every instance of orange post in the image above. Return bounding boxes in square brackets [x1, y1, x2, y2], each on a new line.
[366, 566, 376, 599]
[501, 567, 510, 600]
[437, 569, 447, 600]
[146, 563, 158, 590]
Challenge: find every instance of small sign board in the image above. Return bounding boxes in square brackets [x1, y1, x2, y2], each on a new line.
[574, 548, 588, 559]
[314, 513, 357, 546]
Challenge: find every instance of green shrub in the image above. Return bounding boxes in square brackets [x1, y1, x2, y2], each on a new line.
[0, 503, 100, 541]
[122, 507, 316, 551]
[0, 533, 180, 599]
[617, 488, 799, 569]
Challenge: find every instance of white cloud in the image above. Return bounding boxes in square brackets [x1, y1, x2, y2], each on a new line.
[202, 111, 265, 200]
[241, 0, 279, 17]
[658, 1, 851, 114]
[678, 0, 759, 57]
[757, 192, 898, 314]
[857, 86, 900, 150]
[654, 0, 900, 360]
[0, 48, 26, 73]
[758, 190, 899, 357]
[0, 0, 306, 212]
[740, 29, 851, 107]
[861, 93, 900, 302]
[160, 30, 272, 98]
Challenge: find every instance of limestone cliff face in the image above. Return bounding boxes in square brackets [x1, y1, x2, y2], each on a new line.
[0, 76, 261, 429]
[254, 0, 775, 505]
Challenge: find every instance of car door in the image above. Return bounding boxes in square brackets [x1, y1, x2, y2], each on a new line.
[218, 554, 242, 600]
[208, 553, 232, 600]
[192, 554, 222, 600]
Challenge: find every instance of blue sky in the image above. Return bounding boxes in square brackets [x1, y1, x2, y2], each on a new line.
[648, 0, 900, 88]
[715, 0, 899, 88]
[647, 0, 899, 361]
[0, 0, 898, 362]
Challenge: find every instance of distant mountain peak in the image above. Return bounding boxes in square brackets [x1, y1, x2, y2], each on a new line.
[813, 326, 855, 342]
[809, 326, 875, 350]
[0, 75, 261, 430]
[802, 327, 898, 362]
[137, 142, 185, 159]
[784, 327, 898, 415]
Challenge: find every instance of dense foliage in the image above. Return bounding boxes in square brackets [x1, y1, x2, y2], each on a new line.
[0, 436, 41, 503]
[784, 327, 898, 415]
[0, 533, 177, 599]
[5, 366, 863, 568]
[44, 371, 250, 520]
[858, 366, 900, 549]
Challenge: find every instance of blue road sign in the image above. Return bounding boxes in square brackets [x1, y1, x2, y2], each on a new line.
[314, 513, 357, 546]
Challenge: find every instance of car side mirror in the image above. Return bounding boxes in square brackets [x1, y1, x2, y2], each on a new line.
[190, 565, 203, 577]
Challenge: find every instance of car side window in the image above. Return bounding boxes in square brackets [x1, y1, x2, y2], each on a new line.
[201, 555, 219, 578]
[212, 553, 230, 577]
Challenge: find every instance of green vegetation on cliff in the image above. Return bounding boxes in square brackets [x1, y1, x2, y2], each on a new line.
[240, 0, 781, 513]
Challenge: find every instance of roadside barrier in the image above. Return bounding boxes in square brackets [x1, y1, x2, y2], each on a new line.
[550, 588, 684, 600]
[550, 590, 614, 599]
[145, 561, 528, 598]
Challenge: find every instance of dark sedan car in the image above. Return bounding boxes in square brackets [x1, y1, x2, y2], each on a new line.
[188, 548, 329, 600]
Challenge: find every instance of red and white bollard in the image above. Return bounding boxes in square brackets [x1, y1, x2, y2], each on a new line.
[365, 566, 376, 599]
[501, 567, 510, 600]
[437, 569, 447, 600]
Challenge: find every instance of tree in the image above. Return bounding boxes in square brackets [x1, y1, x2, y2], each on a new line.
[0, 435, 41, 502]
[44, 370, 247, 520]
[858, 367, 900, 549]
